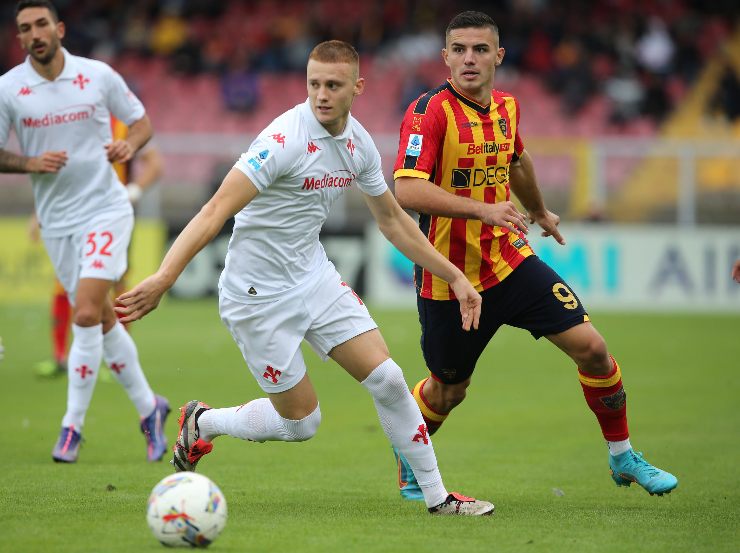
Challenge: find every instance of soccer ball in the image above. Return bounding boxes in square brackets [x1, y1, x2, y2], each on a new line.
[146, 472, 228, 548]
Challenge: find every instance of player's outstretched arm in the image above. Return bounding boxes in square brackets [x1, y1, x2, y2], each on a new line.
[509, 149, 565, 245]
[733, 259, 740, 283]
[395, 175, 528, 235]
[365, 190, 481, 331]
[116, 168, 259, 322]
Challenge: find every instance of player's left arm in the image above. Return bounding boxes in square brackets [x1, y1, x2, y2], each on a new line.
[105, 114, 153, 164]
[364, 190, 481, 331]
[127, 144, 163, 203]
[509, 149, 565, 245]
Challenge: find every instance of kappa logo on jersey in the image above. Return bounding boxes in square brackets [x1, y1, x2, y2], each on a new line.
[406, 134, 423, 157]
[497, 117, 508, 136]
[263, 365, 282, 384]
[307, 141, 321, 154]
[460, 121, 479, 128]
[346, 138, 355, 156]
[17, 86, 32, 96]
[73, 73, 90, 90]
[90, 259, 105, 269]
[302, 169, 356, 191]
[411, 424, 429, 445]
[22, 104, 96, 129]
[247, 149, 270, 171]
[270, 133, 286, 148]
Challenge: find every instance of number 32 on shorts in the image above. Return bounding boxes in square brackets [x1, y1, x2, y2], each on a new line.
[552, 282, 579, 310]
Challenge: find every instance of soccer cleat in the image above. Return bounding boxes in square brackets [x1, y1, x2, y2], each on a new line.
[140, 394, 171, 462]
[52, 426, 82, 463]
[392, 447, 424, 501]
[35, 359, 67, 378]
[428, 492, 495, 516]
[172, 400, 213, 472]
[609, 449, 678, 496]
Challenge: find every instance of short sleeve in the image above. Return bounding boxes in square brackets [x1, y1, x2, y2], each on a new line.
[0, 89, 12, 147]
[233, 125, 300, 191]
[355, 138, 388, 197]
[392, 99, 445, 181]
[104, 66, 146, 125]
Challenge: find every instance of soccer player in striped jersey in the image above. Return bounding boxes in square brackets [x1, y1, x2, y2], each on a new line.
[391, 10, 677, 499]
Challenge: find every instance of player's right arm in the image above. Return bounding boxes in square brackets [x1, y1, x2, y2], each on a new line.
[395, 175, 528, 235]
[0, 149, 68, 173]
[116, 168, 259, 321]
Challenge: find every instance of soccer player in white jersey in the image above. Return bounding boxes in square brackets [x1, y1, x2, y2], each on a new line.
[0, 0, 170, 463]
[117, 41, 494, 516]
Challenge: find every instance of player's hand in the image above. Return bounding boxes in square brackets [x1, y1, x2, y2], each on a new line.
[479, 201, 529, 235]
[27, 213, 41, 242]
[449, 274, 481, 331]
[529, 209, 565, 245]
[115, 273, 170, 322]
[27, 151, 67, 173]
[732, 259, 740, 283]
[105, 139, 135, 164]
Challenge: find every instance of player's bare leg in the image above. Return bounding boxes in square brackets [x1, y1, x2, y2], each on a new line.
[547, 322, 678, 495]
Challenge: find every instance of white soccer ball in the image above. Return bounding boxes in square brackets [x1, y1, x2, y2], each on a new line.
[146, 472, 228, 548]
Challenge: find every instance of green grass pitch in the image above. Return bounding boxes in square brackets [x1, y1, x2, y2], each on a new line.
[2, 299, 739, 552]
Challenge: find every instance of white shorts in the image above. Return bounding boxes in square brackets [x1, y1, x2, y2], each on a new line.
[43, 211, 133, 305]
[218, 260, 378, 393]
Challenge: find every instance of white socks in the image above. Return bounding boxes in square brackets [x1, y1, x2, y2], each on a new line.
[63, 324, 103, 428]
[198, 399, 321, 443]
[103, 321, 156, 417]
[608, 438, 632, 456]
[361, 359, 448, 508]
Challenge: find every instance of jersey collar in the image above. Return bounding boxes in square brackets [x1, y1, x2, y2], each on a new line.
[23, 48, 79, 85]
[299, 99, 354, 141]
[446, 79, 491, 114]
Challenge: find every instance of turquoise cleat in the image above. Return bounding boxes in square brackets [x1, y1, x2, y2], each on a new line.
[392, 447, 425, 501]
[609, 449, 678, 496]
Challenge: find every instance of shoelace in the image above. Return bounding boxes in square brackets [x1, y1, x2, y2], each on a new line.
[626, 451, 661, 478]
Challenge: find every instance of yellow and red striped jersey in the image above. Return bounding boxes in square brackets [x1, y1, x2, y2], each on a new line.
[110, 115, 130, 184]
[393, 79, 534, 300]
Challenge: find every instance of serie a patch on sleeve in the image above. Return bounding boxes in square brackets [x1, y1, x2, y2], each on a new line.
[406, 134, 423, 157]
[247, 149, 270, 171]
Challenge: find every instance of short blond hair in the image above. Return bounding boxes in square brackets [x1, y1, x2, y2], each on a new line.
[308, 40, 359, 67]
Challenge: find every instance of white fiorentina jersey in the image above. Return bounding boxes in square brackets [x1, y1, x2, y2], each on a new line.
[220, 99, 388, 300]
[0, 49, 144, 236]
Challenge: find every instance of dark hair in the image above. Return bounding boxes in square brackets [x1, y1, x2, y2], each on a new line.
[446, 11, 499, 38]
[15, 0, 59, 23]
[309, 40, 359, 66]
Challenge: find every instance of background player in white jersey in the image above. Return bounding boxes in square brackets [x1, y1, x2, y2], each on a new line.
[117, 40, 493, 516]
[0, 0, 169, 463]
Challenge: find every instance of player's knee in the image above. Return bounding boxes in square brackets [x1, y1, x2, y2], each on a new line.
[361, 359, 408, 406]
[281, 404, 321, 442]
[73, 306, 102, 327]
[431, 380, 469, 411]
[576, 335, 610, 375]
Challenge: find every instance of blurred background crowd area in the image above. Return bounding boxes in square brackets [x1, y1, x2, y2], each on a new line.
[1, 0, 739, 226]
